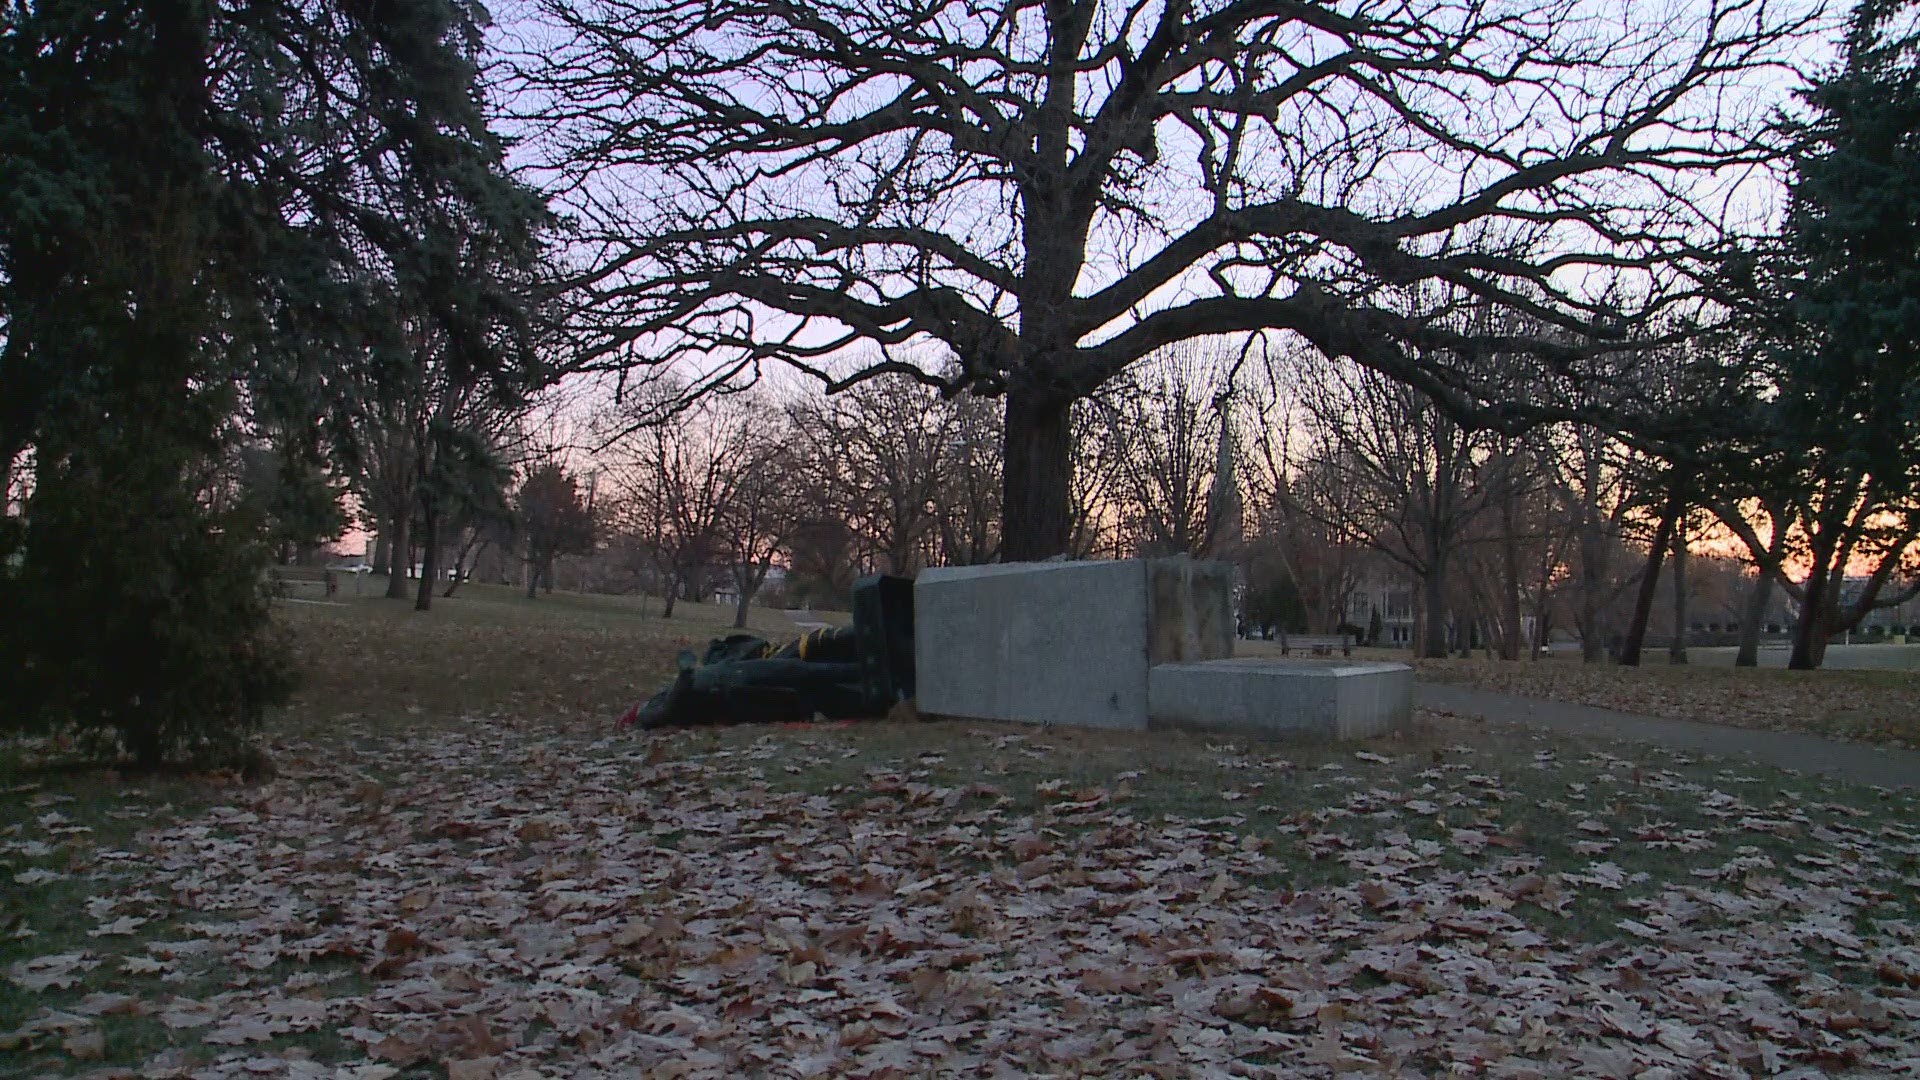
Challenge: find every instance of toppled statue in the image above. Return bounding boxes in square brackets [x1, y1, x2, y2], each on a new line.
[617, 575, 915, 730]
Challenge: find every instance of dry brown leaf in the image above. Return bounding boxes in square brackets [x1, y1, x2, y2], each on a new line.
[62, 1028, 105, 1060]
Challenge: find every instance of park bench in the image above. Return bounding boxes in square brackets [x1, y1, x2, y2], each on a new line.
[1276, 632, 1353, 658]
[267, 565, 337, 599]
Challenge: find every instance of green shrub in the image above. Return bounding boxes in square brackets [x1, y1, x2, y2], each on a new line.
[1, 459, 294, 767]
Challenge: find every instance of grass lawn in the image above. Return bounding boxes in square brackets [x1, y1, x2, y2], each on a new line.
[4, 589, 1919, 1077]
[1415, 655, 1920, 749]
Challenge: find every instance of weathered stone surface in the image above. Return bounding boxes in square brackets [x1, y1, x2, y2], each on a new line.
[1146, 557, 1235, 665]
[1147, 658, 1413, 741]
[913, 558, 1231, 729]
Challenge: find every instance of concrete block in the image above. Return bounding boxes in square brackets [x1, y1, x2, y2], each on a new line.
[1147, 557, 1236, 664]
[914, 558, 1232, 729]
[1147, 658, 1413, 741]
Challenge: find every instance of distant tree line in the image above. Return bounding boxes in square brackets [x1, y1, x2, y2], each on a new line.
[549, 0, 1920, 672]
[4, 0, 1915, 771]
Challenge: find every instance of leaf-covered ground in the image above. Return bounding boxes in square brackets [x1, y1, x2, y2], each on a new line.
[5, 594, 1919, 1078]
[1414, 657, 1920, 749]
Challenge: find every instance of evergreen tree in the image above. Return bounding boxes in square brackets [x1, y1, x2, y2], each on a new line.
[0, 0, 550, 762]
[516, 462, 595, 598]
[1735, 0, 1920, 668]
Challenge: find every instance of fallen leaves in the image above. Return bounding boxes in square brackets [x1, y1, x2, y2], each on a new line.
[4, 712, 1919, 1078]
[61, 1027, 104, 1060]
[6, 952, 97, 991]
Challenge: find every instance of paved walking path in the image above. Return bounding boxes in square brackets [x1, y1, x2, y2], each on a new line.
[1416, 681, 1920, 789]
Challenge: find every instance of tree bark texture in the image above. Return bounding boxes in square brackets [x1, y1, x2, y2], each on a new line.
[1788, 555, 1834, 670]
[1667, 516, 1688, 664]
[1001, 388, 1074, 561]
[414, 498, 438, 612]
[1419, 558, 1450, 660]
[1499, 473, 1524, 661]
[1735, 572, 1774, 667]
[1617, 484, 1682, 667]
[1576, 521, 1611, 663]
[384, 513, 411, 599]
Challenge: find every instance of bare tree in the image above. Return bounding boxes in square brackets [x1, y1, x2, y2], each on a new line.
[1067, 401, 1126, 559]
[1617, 465, 1689, 666]
[339, 347, 529, 610]
[1713, 493, 1793, 665]
[788, 374, 950, 574]
[522, 0, 1810, 559]
[348, 396, 417, 591]
[1093, 346, 1240, 558]
[1669, 508, 1696, 664]
[1291, 353, 1495, 658]
[610, 394, 780, 616]
[779, 400, 872, 605]
[605, 473, 681, 612]
[442, 508, 515, 599]
[1544, 425, 1644, 662]
[1240, 385, 1365, 635]
[718, 399, 797, 627]
[1519, 489, 1578, 658]
[933, 392, 1004, 565]
[1457, 437, 1554, 660]
[1715, 482, 1920, 668]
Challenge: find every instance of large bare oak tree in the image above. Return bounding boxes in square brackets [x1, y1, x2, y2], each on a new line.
[523, 0, 1808, 558]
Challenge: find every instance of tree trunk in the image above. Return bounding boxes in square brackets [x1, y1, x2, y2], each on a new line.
[1667, 516, 1688, 664]
[1735, 571, 1774, 667]
[1575, 518, 1611, 662]
[1498, 561, 1522, 659]
[1498, 464, 1523, 661]
[443, 537, 480, 599]
[734, 587, 753, 629]
[1002, 388, 1074, 562]
[1788, 556, 1834, 670]
[1617, 488, 1680, 667]
[661, 573, 679, 618]
[525, 552, 541, 599]
[384, 512, 411, 599]
[1419, 562, 1449, 660]
[373, 529, 392, 577]
[414, 500, 437, 612]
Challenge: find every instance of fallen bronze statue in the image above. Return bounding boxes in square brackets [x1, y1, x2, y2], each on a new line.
[616, 575, 915, 730]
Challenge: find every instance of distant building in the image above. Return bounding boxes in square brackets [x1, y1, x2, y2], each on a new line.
[1832, 575, 1920, 631]
[1345, 574, 1417, 645]
[710, 566, 789, 609]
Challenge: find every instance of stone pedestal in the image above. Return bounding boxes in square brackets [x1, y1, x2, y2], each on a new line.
[913, 558, 1233, 729]
[913, 558, 1410, 741]
[1148, 658, 1413, 740]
